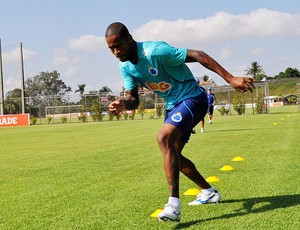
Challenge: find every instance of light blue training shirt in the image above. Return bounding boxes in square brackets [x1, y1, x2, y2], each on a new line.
[119, 41, 204, 110]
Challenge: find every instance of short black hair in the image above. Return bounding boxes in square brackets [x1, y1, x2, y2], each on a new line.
[105, 22, 129, 38]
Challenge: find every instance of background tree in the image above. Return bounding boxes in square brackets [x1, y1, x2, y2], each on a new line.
[75, 84, 87, 108]
[25, 70, 72, 117]
[203, 75, 209, 82]
[274, 67, 300, 79]
[202, 75, 216, 85]
[4, 88, 22, 114]
[75, 84, 86, 96]
[245, 61, 264, 80]
[137, 100, 145, 120]
[99, 86, 112, 96]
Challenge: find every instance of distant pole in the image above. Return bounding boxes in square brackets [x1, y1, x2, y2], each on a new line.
[0, 39, 4, 115]
[20, 42, 25, 114]
[228, 84, 231, 115]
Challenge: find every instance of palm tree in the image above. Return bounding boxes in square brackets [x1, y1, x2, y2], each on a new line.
[99, 86, 112, 97]
[75, 84, 86, 96]
[245, 62, 264, 80]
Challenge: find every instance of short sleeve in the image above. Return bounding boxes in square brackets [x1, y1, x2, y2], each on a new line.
[119, 63, 138, 90]
[154, 42, 187, 66]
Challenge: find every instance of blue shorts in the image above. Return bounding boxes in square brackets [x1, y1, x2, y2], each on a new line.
[164, 92, 208, 143]
[208, 105, 214, 115]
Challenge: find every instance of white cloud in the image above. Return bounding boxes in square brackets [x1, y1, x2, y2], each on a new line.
[3, 47, 37, 64]
[52, 48, 82, 68]
[276, 56, 288, 62]
[5, 76, 21, 90]
[251, 48, 267, 56]
[220, 47, 234, 60]
[64, 66, 78, 77]
[132, 9, 300, 47]
[69, 34, 104, 53]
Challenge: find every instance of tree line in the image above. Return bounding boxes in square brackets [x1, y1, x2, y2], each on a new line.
[245, 61, 300, 81]
[4, 71, 115, 116]
[4, 62, 300, 115]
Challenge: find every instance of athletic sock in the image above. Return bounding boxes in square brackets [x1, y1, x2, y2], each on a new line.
[168, 197, 180, 207]
[201, 187, 215, 195]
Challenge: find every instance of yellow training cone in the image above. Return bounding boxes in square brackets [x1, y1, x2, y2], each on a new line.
[220, 165, 234, 171]
[183, 188, 200, 196]
[206, 176, 221, 182]
[281, 118, 285, 121]
[150, 208, 163, 218]
[232, 156, 244, 162]
[273, 122, 278, 125]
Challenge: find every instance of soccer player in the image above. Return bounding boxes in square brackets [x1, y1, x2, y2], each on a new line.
[105, 22, 254, 222]
[207, 88, 216, 124]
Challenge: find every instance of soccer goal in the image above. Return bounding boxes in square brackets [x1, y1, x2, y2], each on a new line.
[45, 105, 85, 123]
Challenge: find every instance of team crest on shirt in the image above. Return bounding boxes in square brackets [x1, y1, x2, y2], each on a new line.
[148, 66, 158, 76]
[171, 112, 182, 123]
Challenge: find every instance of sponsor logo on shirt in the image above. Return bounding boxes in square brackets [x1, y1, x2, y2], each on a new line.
[171, 112, 182, 122]
[145, 81, 171, 93]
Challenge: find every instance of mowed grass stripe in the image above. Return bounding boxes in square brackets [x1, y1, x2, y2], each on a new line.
[0, 106, 299, 229]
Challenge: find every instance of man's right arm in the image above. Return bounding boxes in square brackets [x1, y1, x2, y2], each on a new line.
[121, 86, 140, 110]
[108, 86, 140, 113]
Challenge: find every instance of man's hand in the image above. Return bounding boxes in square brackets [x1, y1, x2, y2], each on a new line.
[108, 99, 125, 114]
[230, 77, 255, 93]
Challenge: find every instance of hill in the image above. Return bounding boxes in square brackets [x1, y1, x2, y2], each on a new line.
[212, 78, 300, 104]
[267, 78, 300, 96]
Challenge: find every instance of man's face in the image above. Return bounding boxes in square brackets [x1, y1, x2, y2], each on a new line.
[106, 34, 132, 62]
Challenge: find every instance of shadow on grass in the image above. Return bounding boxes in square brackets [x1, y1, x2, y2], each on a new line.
[174, 194, 300, 229]
[209, 128, 253, 133]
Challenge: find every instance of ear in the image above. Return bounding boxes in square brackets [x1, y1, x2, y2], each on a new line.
[128, 34, 133, 42]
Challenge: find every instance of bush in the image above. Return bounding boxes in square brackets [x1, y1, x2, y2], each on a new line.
[30, 116, 37, 125]
[129, 113, 135, 120]
[47, 116, 52, 124]
[91, 101, 104, 122]
[137, 101, 145, 120]
[218, 106, 229, 116]
[78, 106, 88, 122]
[78, 114, 87, 122]
[60, 116, 68, 123]
[256, 93, 266, 114]
[91, 113, 103, 122]
[108, 112, 122, 121]
[233, 96, 246, 115]
[123, 112, 129, 120]
[150, 113, 155, 119]
[156, 105, 165, 119]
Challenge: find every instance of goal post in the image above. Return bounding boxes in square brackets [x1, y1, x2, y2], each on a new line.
[45, 105, 84, 122]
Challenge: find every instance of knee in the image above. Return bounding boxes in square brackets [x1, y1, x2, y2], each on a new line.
[156, 130, 171, 147]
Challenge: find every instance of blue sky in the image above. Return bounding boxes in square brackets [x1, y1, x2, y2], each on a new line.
[1, 0, 300, 94]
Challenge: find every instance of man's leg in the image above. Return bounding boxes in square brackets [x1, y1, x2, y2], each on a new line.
[156, 123, 182, 222]
[175, 141, 211, 189]
[200, 119, 205, 133]
[156, 123, 181, 198]
[208, 106, 214, 124]
[175, 141, 221, 206]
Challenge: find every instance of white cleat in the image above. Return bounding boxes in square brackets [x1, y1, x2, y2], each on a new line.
[158, 204, 181, 222]
[188, 190, 221, 205]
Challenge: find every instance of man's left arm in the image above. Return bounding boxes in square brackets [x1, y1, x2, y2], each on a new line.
[185, 49, 254, 93]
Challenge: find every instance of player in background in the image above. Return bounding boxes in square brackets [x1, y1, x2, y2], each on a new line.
[105, 22, 254, 222]
[207, 88, 216, 124]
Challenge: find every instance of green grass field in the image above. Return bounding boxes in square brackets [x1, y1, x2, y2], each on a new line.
[0, 106, 299, 229]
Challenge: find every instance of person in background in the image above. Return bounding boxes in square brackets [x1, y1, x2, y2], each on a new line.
[207, 88, 216, 124]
